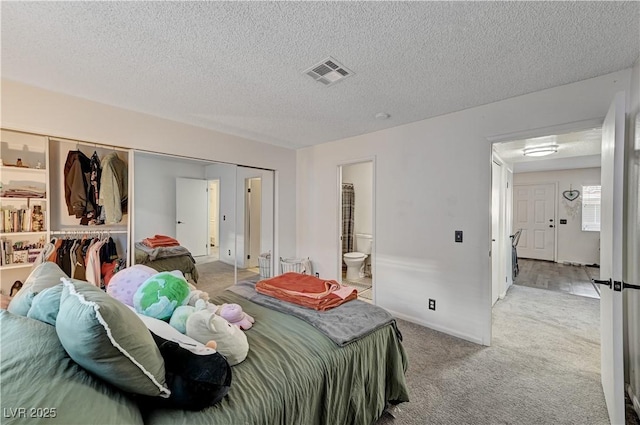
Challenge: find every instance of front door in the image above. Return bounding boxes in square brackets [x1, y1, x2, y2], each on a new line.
[176, 178, 208, 257]
[599, 92, 625, 424]
[513, 183, 556, 261]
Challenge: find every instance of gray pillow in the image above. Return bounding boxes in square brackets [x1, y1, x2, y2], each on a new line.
[8, 262, 67, 316]
[27, 284, 63, 326]
[56, 278, 170, 397]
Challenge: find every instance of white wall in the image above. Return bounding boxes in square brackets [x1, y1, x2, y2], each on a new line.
[342, 161, 373, 236]
[514, 167, 601, 265]
[624, 56, 640, 417]
[297, 69, 632, 345]
[1, 79, 297, 266]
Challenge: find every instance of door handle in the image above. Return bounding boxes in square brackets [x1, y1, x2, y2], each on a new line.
[592, 278, 612, 288]
[623, 281, 640, 290]
[177, 221, 183, 224]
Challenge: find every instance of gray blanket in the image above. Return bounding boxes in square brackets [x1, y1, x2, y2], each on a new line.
[134, 242, 194, 262]
[228, 280, 400, 346]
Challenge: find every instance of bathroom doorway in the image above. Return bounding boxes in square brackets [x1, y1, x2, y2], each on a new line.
[338, 159, 375, 302]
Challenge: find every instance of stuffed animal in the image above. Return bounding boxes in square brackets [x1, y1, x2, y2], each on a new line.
[169, 305, 195, 334]
[218, 303, 255, 330]
[133, 271, 191, 320]
[185, 300, 249, 366]
[107, 264, 157, 307]
[186, 282, 210, 306]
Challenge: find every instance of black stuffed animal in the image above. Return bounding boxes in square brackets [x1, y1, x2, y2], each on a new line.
[149, 331, 232, 410]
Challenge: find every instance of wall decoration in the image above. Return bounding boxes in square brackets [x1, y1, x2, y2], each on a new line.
[562, 189, 580, 201]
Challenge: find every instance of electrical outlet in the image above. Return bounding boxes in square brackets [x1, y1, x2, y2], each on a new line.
[428, 299, 436, 311]
[455, 230, 463, 243]
[315, 272, 319, 278]
[228, 250, 231, 256]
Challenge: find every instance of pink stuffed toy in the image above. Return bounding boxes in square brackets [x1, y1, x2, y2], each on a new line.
[218, 303, 255, 330]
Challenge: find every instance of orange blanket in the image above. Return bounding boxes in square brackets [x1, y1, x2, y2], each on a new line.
[256, 272, 357, 311]
[142, 234, 180, 248]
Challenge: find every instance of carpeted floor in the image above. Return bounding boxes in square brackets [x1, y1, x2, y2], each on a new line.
[377, 284, 614, 425]
[194, 262, 638, 424]
[194, 261, 259, 297]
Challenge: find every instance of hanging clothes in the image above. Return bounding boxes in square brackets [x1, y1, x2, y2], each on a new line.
[99, 152, 128, 224]
[82, 151, 104, 225]
[63, 151, 93, 219]
[85, 238, 106, 287]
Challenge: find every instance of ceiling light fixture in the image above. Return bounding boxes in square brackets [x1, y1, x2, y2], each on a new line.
[522, 145, 559, 157]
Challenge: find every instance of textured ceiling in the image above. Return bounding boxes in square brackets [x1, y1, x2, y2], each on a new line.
[2, 2, 639, 149]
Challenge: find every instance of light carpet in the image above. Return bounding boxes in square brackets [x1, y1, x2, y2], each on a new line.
[377, 284, 613, 425]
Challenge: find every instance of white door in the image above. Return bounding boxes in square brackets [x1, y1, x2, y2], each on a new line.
[491, 160, 502, 305]
[176, 178, 208, 257]
[513, 183, 556, 261]
[598, 92, 625, 424]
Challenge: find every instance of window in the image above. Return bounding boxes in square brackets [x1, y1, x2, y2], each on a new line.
[582, 185, 601, 231]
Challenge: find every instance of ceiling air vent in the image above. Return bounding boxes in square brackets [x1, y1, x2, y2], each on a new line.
[304, 57, 354, 87]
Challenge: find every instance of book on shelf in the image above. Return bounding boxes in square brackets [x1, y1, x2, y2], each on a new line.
[1, 205, 46, 233]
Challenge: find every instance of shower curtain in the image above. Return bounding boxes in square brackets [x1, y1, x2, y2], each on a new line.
[342, 183, 355, 256]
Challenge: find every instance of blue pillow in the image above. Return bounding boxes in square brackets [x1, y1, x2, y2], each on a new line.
[27, 284, 63, 326]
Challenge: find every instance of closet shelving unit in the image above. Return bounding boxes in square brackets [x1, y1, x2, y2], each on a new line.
[0, 130, 50, 292]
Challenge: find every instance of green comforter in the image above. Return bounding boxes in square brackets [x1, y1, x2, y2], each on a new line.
[0, 311, 144, 425]
[143, 291, 409, 425]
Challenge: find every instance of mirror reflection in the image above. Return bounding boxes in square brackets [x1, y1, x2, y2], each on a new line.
[133, 152, 273, 295]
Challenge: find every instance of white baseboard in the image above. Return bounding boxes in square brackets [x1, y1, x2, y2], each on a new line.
[387, 309, 485, 346]
[627, 384, 640, 420]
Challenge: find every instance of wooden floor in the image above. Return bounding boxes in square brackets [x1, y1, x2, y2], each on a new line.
[514, 258, 601, 299]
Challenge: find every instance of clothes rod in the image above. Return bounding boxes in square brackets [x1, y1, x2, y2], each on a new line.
[50, 230, 128, 235]
[48, 136, 127, 152]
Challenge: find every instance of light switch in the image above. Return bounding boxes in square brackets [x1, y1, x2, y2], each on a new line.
[455, 230, 463, 243]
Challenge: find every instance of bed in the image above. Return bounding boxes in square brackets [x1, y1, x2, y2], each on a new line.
[143, 287, 410, 425]
[1, 266, 409, 425]
[134, 242, 199, 283]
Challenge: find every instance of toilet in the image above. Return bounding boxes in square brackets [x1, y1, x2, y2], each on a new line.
[343, 233, 373, 280]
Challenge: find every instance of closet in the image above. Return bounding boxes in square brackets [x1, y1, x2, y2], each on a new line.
[48, 138, 131, 287]
[0, 129, 131, 294]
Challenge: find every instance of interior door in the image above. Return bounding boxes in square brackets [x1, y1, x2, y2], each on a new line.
[491, 160, 501, 305]
[176, 178, 208, 257]
[513, 183, 556, 261]
[599, 92, 625, 424]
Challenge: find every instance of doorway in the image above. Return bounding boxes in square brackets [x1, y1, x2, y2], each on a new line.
[244, 177, 262, 271]
[489, 118, 629, 422]
[338, 160, 375, 302]
[208, 179, 220, 260]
